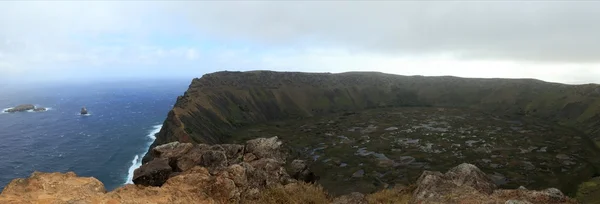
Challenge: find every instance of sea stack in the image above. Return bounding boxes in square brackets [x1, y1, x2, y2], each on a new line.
[80, 107, 88, 115]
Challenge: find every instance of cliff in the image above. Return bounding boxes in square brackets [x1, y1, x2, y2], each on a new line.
[144, 71, 600, 163]
[0, 137, 581, 204]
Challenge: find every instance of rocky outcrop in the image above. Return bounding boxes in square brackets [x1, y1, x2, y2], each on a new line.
[3, 104, 47, 112]
[132, 137, 305, 202]
[0, 137, 311, 203]
[411, 163, 577, 204]
[145, 71, 600, 164]
[81, 107, 88, 115]
[0, 162, 579, 204]
[4, 104, 36, 112]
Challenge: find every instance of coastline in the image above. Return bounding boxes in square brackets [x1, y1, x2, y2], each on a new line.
[124, 124, 161, 184]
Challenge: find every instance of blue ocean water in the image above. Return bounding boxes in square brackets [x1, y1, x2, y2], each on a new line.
[0, 79, 189, 191]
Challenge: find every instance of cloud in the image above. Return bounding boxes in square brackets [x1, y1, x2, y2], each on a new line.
[175, 1, 600, 63]
[1, 1, 600, 84]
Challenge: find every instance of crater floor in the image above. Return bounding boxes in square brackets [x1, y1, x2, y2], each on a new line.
[229, 107, 600, 196]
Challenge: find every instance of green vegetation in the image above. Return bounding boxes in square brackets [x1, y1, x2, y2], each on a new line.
[229, 107, 600, 196]
[576, 177, 600, 204]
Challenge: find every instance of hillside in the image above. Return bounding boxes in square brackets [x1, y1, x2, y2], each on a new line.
[145, 71, 600, 163]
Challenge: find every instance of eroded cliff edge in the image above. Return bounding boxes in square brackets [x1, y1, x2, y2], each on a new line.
[145, 71, 600, 164]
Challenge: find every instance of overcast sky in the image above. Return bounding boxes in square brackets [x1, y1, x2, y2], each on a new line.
[1, 1, 600, 84]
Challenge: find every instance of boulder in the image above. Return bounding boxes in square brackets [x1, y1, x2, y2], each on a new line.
[33, 107, 47, 112]
[445, 163, 497, 194]
[221, 144, 245, 164]
[151, 141, 194, 160]
[199, 150, 228, 171]
[133, 158, 172, 186]
[175, 144, 211, 171]
[290, 159, 319, 183]
[412, 163, 496, 203]
[245, 136, 284, 161]
[412, 163, 574, 204]
[247, 158, 292, 187]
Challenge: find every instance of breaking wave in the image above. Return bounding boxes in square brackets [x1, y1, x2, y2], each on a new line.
[125, 124, 162, 184]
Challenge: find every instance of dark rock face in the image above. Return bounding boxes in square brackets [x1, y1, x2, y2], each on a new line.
[5, 104, 35, 112]
[80, 107, 88, 115]
[132, 158, 172, 186]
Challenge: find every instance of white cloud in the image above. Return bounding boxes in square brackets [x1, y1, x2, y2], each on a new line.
[185, 49, 199, 61]
[1, 1, 600, 84]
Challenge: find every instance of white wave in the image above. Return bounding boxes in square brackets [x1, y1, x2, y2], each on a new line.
[125, 124, 162, 184]
[0, 107, 11, 114]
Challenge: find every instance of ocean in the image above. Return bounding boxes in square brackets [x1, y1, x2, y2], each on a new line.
[0, 79, 190, 191]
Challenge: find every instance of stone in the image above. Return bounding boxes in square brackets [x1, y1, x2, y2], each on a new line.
[412, 163, 497, 203]
[289, 159, 319, 183]
[243, 153, 258, 162]
[221, 144, 245, 164]
[445, 163, 497, 194]
[245, 136, 284, 161]
[133, 158, 172, 186]
[352, 169, 365, 178]
[199, 150, 228, 171]
[385, 127, 398, 131]
[152, 142, 194, 160]
[290, 159, 308, 173]
[534, 188, 566, 201]
[176, 145, 206, 172]
[331, 192, 367, 204]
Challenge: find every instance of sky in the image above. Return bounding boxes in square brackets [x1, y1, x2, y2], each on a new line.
[1, 1, 600, 84]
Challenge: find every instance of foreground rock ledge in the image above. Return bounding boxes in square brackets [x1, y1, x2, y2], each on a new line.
[0, 138, 578, 204]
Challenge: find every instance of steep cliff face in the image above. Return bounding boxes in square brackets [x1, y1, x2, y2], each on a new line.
[144, 71, 600, 163]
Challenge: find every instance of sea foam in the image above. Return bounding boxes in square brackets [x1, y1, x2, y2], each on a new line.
[125, 124, 161, 184]
[0, 107, 11, 114]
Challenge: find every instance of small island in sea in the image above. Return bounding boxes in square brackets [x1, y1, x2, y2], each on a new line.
[3, 104, 47, 113]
